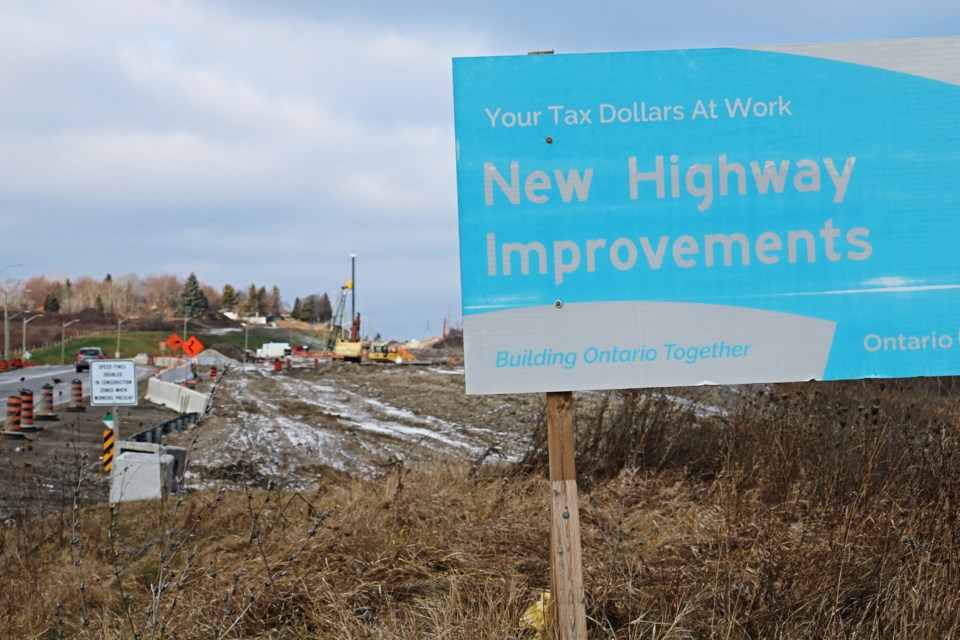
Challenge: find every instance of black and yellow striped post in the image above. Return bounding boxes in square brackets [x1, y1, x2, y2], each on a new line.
[102, 410, 119, 474]
[103, 429, 114, 472]
[103, 412, 115, 473]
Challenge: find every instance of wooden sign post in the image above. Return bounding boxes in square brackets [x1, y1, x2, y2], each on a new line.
[547, 391, 587, 638]
[455, 36, 960, 640]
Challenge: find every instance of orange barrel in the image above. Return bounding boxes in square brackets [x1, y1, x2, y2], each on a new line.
[210, 366, 217, 379]
[313, 358, 318, 368]
[5, 396, 21, 430]
[0, 360, 7, 372]
[19, 388, 34, 428]
[67, 379, 86, 412]
[285, 358, 291, 370]
[36, 383, 57, 420]
[273, 359, 282, 372]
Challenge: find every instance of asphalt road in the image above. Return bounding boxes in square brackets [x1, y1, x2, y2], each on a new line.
[0, 364, 81, 407]
[0, 363, 157, 409]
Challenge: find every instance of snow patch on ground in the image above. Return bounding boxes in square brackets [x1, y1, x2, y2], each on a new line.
[186, 364, 527, 489]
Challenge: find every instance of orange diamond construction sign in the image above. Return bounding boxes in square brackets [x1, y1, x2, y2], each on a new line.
[183, 336, 204, 358]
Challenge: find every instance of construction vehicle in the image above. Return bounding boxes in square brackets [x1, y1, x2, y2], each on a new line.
[327, 279, 363, 362]
[256, 342, 292, 359]
[368, 342, 415, 364]
[334, 312, 363, 362]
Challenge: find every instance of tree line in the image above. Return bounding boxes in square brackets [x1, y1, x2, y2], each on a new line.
[8, 273, 333, 323]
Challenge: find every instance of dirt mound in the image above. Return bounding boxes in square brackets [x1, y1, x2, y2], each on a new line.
[209, 342, 247, 362]
[432, 334, 463, 349]
[128, 315, 169, 331]
[77, 308, 109, 323]
[197, 310, 241, 328]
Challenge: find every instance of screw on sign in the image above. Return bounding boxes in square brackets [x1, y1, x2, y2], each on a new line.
[183, 336, 205, 358]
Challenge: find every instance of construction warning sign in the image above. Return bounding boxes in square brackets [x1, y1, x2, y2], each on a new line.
[183, 336, 204, 358]
[166, 333, 183, 352]
[90, 360, 138, 406]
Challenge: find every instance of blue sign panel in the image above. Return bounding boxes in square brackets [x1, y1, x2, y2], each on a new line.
[453, 38, 960, 394]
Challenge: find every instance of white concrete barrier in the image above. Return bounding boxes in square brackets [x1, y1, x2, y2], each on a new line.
[145, 377, 179, 408]
[110, 451, 174, 503]
[155, 359, 192, 384]
[180, 387, 211, 414]
[145, 378, 211, 415]
[153, 356, 186, 368]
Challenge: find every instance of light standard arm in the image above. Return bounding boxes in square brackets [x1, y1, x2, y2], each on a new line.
[182, 315, 194, 358]
[22, 313, 42, 358]
[2, 289, 7, 363]
[116, 318, 127, 358]
[0, 263, 22, 362]
[61, 319, 80, 364]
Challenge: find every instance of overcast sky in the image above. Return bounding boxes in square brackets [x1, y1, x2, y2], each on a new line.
[2, 1, 958, 339]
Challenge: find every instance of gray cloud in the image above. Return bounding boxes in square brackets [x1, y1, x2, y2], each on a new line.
[1, 0, 958, 337]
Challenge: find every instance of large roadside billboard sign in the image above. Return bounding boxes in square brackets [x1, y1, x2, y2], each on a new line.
[453, 37, 960, 394]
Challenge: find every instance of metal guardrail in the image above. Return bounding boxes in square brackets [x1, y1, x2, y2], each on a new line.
[127, 412, 200, 444]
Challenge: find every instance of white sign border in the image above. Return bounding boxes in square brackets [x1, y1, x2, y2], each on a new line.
[90, 359, 139, 407]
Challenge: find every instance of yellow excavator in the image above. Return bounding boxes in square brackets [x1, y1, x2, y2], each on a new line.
[368, 342, 415, 364]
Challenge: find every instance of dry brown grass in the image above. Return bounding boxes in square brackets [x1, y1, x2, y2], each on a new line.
[3, 378, 960, 638]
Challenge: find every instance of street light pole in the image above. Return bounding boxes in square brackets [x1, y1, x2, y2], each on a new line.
[62, 319, 80, 364]
[116, 318, 127, 359]
[2, 289, 7, 363]
[0, 263, 22, 362]
[350, 253, 356, 326]
[22, 313, 42, 358]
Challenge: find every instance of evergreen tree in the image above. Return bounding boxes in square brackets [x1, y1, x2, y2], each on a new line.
[317, 292, 333, 322]
[95, 295, 105, 313]
[245, 284, 259, 314]
[43, 293, 60, 312]
[291, 297, 303, 320]
[177, 272, 209, 318]
[63, 278, 72, 312]
[104, 273, 112, 285]
[256, 286, 268, 315]
[221, 284, 238, 310]
[269, 285, 282, 316]
[301, 296, 316, 322]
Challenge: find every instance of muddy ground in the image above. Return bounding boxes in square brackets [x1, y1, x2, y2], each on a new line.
[175, 356, 544, 486]
[0, 346, 552, 520]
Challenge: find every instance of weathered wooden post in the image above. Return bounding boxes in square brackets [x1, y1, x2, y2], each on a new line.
[547, 391, 586, 638]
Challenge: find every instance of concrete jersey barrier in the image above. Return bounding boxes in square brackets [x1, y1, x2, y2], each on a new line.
[153, 358, 192, 384]
[145, 377, 211, 414]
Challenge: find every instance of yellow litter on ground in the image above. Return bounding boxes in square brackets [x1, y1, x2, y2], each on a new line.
[520, 590, 551, 637]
